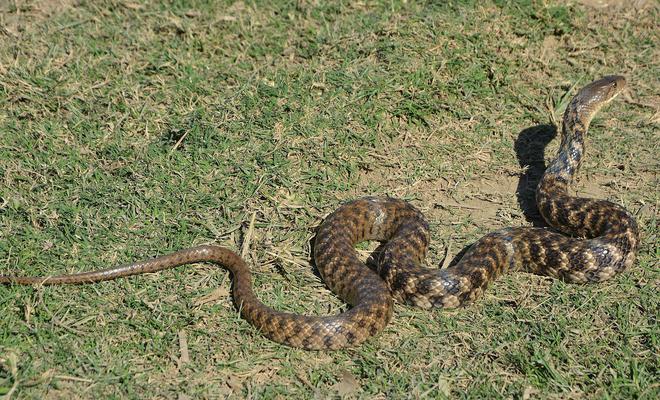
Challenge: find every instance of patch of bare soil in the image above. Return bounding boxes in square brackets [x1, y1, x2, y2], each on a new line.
[0, 0, 77, 36]
[413, 174, 521, 227]
[356, 159, 650, 234]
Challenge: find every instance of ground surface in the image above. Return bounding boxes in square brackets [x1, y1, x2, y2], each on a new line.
[0, 0, 658, 399]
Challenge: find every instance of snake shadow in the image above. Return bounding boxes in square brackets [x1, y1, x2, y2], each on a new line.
[514, 124, 557, 227]
[306, 124, 558, 276]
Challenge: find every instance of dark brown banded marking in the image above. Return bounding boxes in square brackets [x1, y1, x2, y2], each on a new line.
[0, 76, 639, 349]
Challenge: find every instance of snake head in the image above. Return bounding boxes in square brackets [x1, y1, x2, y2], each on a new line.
[569, 75, 627, 128]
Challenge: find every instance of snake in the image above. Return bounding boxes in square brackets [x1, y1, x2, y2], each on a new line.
[0, 76, 639, 350]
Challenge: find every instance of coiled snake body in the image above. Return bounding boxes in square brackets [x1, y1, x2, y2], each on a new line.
[0, 76, 640, 350]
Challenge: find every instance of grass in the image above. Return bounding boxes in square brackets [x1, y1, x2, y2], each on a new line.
[0, 0, 658, 398]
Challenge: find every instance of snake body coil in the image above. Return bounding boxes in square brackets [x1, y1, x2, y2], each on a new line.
[0, 76, 639, 350]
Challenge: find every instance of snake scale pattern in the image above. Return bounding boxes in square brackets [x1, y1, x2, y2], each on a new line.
[1, 76, 640, 350]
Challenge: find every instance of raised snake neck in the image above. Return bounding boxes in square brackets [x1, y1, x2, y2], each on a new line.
[0, 76, 639, 350]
